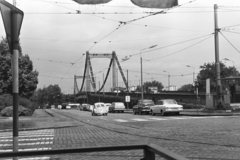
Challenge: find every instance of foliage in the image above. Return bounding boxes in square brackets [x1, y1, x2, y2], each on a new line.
[197, 62, 239, 92]
[31, 84, 62, 108]
[145, 80, 164, 93]
[0, 37, 39, 98]
[135, 80, 164, 93]
[1, 106, 32, 117]
[178, 102, 205, 109]
[178, 84, 194, 91]
[0, 94, 37, 113]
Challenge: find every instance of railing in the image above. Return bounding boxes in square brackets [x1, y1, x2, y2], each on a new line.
[0, 143, 189, 160]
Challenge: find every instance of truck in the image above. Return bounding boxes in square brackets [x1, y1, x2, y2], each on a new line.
[132, 99, 155, 115]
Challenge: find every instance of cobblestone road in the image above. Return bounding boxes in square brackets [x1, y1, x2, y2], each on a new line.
[1, 109, 240, 160]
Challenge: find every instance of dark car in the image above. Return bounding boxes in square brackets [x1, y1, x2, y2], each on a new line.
[132, 99, 155, 115]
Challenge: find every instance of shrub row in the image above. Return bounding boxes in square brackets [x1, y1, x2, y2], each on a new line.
[0, 94, 37, 117]
[178, 102, 205, 109]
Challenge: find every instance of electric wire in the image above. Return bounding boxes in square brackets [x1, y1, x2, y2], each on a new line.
[146, 34, 213, 61]
[222, 30, 240, 35]
[219, 31, 240, 54]
[129, 33, 214, 57]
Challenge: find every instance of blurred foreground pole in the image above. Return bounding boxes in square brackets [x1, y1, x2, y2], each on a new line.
[0, 1, 24, 157]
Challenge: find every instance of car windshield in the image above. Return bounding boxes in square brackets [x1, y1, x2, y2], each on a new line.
[142, 100, 154, 105]
[163, 100, 177, 104]
[96, 103, 105, 107]
[115, 103, 124, 107]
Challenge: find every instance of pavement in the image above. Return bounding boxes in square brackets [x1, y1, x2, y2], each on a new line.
[1, 109, 240, 160]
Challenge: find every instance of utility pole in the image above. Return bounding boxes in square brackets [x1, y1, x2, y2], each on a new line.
[214, 4, 222, 104]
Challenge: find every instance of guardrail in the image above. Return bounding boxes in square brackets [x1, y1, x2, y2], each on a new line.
[0, 143, 189, 160]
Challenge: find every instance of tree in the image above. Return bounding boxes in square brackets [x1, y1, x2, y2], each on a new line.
[197, 62, 239, 92]
[0, 38, 39, 98]
[142, 80, 164, 93]
[178, 84, 193, 91]
[31, 84, 62, 108]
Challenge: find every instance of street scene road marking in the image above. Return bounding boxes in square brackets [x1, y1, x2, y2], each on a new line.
[113, 116, 229, 123]
[0, 129, 54, 155]
[4, 156, 50, 160]
[131, 118, 149, 121]
[114, 119, 129, 122]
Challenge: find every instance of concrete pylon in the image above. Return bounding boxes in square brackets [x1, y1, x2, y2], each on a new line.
[86, 51, 91, 92]
[112, 51, 117, 89]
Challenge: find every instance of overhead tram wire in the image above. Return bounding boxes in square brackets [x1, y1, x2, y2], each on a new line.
[32, 0, 199, 89]
[223, 30, 240, 35]
[32, 58, 75, 65]
[146, 34, 214, 61]
[58, 54, 85, 84]
[219, 31, 240, 54]
[129, 33, 214, 57]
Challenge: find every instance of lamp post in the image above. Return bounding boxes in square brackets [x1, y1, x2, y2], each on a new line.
[186, 65, 195, 84]
[140, 45, 157, 100]
[223, 58, 235, 76]
[163, 70, 170, 91]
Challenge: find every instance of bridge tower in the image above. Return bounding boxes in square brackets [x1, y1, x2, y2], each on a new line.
[83, 51, 128, 93]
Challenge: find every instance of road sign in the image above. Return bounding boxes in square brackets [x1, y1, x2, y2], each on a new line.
[0, 0, 24, 50]
[125, 96, 130, 102]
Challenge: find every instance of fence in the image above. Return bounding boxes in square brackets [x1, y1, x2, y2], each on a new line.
[0, 143, 189, 160]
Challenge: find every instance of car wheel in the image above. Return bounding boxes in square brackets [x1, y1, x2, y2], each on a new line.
[92, 112, 94, 116]
[139, 111, 142, 115]
[122, 111, 124, 113]
[151, 110, 155, 116]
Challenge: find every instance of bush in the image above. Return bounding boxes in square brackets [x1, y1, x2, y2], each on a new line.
[179, 102, 205, 109]
[0, 94, 37, 114]
[1, 106, 32, 117]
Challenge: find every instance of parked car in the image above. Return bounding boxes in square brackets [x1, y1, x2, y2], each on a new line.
[109, 102, 125, 113]
[150, 99, 183, 116]
[81, 103, 90, 111]
[92, 102, 108, 116]
[133, 99, 155, 115]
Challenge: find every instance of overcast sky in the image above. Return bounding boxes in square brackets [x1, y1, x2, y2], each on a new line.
[1, 0, 240, 94]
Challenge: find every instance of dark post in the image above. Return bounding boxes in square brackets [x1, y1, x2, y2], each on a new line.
[12, 11, 19, 154]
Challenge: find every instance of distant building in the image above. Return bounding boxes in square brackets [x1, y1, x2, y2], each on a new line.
[163, 85, 178, 91]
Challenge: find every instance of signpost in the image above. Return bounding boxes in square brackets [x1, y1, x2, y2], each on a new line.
[0, 0, 24, 155]
[125, 95, 130, 109]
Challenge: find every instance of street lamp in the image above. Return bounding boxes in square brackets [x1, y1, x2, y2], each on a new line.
[223, 58, 235, 76]
[186, 65, 195, 84]
[140, 45, 157, 100]
[163, 70, 170, 91]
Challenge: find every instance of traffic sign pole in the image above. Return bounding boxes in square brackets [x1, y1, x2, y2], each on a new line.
[0, 1, 24, 156]
[12, 11, 19, 154]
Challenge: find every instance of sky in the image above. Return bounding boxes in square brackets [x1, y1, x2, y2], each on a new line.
[1, 0, 240, 94]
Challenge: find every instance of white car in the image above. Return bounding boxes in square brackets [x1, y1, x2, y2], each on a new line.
[92, 102, 108, 116]
[150, 99, 183, 116]
[109, 102, 125, 113]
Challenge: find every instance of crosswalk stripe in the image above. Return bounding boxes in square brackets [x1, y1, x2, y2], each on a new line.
[131, 118, 149, 121]
[115, 119, 129, 122]
[112, 116, 228, 123]
[0, 129, 54, 154]
[4, 156, 50, 160]
[148, 118, 168, 120]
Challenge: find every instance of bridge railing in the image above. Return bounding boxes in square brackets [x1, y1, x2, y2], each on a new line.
[0, 143, 189, 160]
